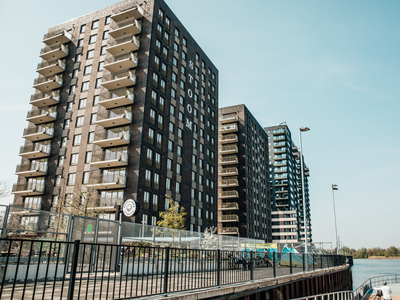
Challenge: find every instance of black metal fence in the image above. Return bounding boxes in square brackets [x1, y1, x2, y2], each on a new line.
[0, 238, 347, 300]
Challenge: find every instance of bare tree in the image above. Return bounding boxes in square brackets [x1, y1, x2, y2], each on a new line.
[0, 181, 9, 199]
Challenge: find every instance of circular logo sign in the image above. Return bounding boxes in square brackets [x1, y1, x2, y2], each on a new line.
[123, 199, 140, 217]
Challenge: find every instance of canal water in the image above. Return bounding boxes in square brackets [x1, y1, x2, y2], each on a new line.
[352, 259, 400, 289]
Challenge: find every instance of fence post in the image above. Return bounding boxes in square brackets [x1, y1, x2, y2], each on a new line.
[302, 253, 305, 272]
[67, 240, 80, 300]
[320, 255, 323, 270]
[290, 252, 292, 274]
[312, 254, 315, 271]
[163, 247, 170, 294]
[273, 252, 276, 278]
[250, 251, 254, 280]
[217, 249, 221, 286]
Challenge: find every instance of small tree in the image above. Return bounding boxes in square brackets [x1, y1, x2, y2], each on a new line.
[157, 194, 186, 230]
[201, 226, 218, 250]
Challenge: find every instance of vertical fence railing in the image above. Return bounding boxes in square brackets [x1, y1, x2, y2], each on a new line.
[0, 238, 348, 300]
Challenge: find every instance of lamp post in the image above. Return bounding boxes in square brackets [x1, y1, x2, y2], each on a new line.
[299, 126, 310, 269]
[332, 184, 338, 253]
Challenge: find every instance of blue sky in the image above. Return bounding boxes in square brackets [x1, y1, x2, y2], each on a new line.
[0, 0, 399, 249]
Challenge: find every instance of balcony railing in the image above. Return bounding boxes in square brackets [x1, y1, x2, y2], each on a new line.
[91, 151, 128, 168]
[220, 134, 238, 144]
[220, 191, 239, 198]
[36, 59, 66, 77]
[96, 107, 132, 128]
[15, 162, 48, 177]
[272, 128, 285, 135]
[30, 90, 60, 108]
[99, 87, 134, 109]
[19, 143, 51, 159]
[273, 147, 286, 153]
[218, 202, 239, 210]
[40, 44, 69, 61]
[107, 35, 140, 56]
[12, 182, 44, 195]
[219, 124, 238, 133]
[26, 107, 57, 124]
[221, 145, 238, 154]
[109, 17, 141, 39]
[220, 167, 238, 176]
[93, 127, 130, 147]
[220, 227, 239, 234]
[99, 197, 122, 208]
[220, 178, 239, 187]
[220, 215, 239, 222]
[87, 174, 126, 190]
[220, 155, 238, 165]
[42, 30, 72, 46]
[22, 125, 54, 141]
[102, 69, 136, 90]
[220, 114, 238, 124]
[33, 74, 63, 92]
[111, 6, 144, 22]
[104, 52, 138, 72]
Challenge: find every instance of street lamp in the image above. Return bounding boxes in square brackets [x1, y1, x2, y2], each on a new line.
[299, 126, 310, 269]
[332, 184, 338, 253]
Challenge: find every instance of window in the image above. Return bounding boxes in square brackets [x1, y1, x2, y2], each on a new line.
[156, 133, 162, 149]
[85, 151, 92, 163]
[172, 72, 177, 83]
[166, 178, 171, 190]
[73, 134, 81, 146]
[177, 145, 182, 157]
[152, 72, 159, 87]
[171, 88, 176, 99]
[180, 81, 185, 90]
[154, 173, 160, 190]
[161, 62, 167, 76]
[68, 174, 76, 185]
[81, 81, 89, 92]
[174, 42, 179, 52]
[163, 47, 168, 60]
[105, 16, 111, 25]
[89, 34, 97, 44]
[150, 109, 156, 124]
[80, 24, 86, 33]
[158, 8, 164, 20]
[182, 51, 186, 61]
[167, 158, 172, 170]
[165, 31, 170, 44]
[144, 191, 150, 207]
[165, 17, 171, 29]
[160, 79, 166, 93]
[72, 69, 78, 78]
[148, 128, 154, 144]
[70, 154, 79, 165]
[151, 216, 157, 225]
[155, 153, 161, 169]
[87, 50, 94, 59]
[146, 148, 153, 165]
[84, 65, 92, 75]
[178, 112, 183, 122]
[154, 56, 160, 70]
[95, 78, 102, 88]
[75, 54, 81, 62]
[145, 169, 152, 187]
[93, 95, 100, 106]
[77, 39, 83, 47]
[79, 98, 87, 109]
[183, 37, 187, 47]
[181, 66, 185, 75]
[103, 30, 109, 40]
[178, 128, 183, 139]
[100, 46, 106, 55]
[98, 61, 104, 72]
[88, 132, 94, 143]
[76, 116, 84, 127]
[92, 20, 99, 29]
[168, 140, 173, 152]
[176, 182, 181, 193]
[159, 96, 165, 111]
[61, 137, 67, 148]
[155, 39, 161, 52]
[157, 23, 162, 36]
[151, 90, 157, 105]
[175, 28, 180, 38]
[176, 163, 181, 175]
[90, 113, 97, 124]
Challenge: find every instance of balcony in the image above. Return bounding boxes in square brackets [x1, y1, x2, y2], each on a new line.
[220, 145, 238, 155]
[220, 214, 239, 222]
[42, 30, 72, 46]
[104, 52, 138, 73]
[219, 124, 238, 134]
[272, 129, 285, 135]
[26, 107, 57, 124]
[40, 44, 69, 61]
[273, 147, 286, 154]
[273, 135, 286, 141]
[220, 134, 238, 144]
[220, 114, 238, 124]
[219, 190, 239, 199]
[99, 87, 134, 109]
[111, 6, 144, 22]
[12, 182, 44, 196]
[93, 127, 130, 148]
[109, 18, 141, 39]
[30, 90, 60, 108]
[218, 202, 239, 211]
[220, 167, 238, 176]
[220, 155, 238, 165]
[90, 151, 128, 168]
[107, 35, 140, 56]
[15, 162, 48, 177]
[219, 227, 239, 235]
[102, 69, 136, 90]
[22, 125, 54, 141]
[96, 107, 132, 128]
[33, 74, 63, 92]
[36, 59, 66, 77]
[87, 174, 126, 190]
[19, 144, 50, 159]
[220, 178, 239, 187]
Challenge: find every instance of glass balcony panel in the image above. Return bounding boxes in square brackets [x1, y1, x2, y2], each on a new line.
[107, 35, 140, 56]
[30, 90, 60, 108]
[33, 74, 63, 92]
[219, 124, 238, 133]
[104, 52, 137, 72]
[109, 17, 141, 39]
[111, 6, 144, 22]
[36, 59, 66, 77]
[220, 134, 238, 144]
[42, 30, 72, 46]
[15, 161, 48, 177]
[96, 106, 132, 128]
[40, 44, 69, 61]
[219, 191, 239, 199]
[220, 167, 238, 176]
[102, 69, 136, 90]
[220, 113, 238, 124]
[93, 127, 130, 147]
[26, 106, 57, 124]
[23, 125, 54, 141]
[99, 87, 134, 109]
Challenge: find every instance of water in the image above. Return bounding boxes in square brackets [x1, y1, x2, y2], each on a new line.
[352, 259, 400, 289]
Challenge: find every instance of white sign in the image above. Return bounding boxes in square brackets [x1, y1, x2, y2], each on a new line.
[123, 199, 139, 217]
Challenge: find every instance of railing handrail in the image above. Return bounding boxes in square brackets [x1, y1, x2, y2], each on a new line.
[107, 35, 140, 48]
[110, 17, 141, 31]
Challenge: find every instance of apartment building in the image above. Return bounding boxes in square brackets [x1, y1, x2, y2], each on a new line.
[264, 125, 311, 244]
[12, 0, 219, 231]
[218, 105, 271, 241]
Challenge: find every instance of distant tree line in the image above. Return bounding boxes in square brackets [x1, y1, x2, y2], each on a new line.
[342, 246, 400, 258]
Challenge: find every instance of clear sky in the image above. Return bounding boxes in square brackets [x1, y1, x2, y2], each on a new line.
[0, 0, 399, 249]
